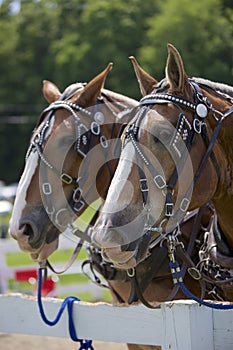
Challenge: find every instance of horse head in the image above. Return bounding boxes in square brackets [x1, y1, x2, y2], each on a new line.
[9, 63, 137, 261]
[93, 44, 233, 270]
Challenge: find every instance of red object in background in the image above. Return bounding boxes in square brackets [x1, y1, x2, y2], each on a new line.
[15, 269, 37, 281]
[15, 269, 55, 296]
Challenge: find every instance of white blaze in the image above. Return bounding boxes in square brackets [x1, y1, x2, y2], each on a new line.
[102, 142, 135, 214]
[9, 151, 39, 235]
[9, 116, 54, 237]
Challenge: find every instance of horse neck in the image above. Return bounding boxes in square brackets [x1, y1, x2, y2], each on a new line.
[212, 116, 233, 248]
[212, 196, 233, 248]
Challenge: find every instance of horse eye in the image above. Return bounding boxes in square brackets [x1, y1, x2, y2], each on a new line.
[153, 135, 160, 144]
[153, 129, 171, 144]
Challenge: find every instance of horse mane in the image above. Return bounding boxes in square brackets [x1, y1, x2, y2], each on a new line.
[63, 82, 85, 99]
[102, 88, 138, 106]
[193, 77, 233, 98]
[101, 88, 138, 120]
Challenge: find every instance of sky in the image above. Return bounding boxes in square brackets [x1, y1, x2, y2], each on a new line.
[0, 0, 21, 14]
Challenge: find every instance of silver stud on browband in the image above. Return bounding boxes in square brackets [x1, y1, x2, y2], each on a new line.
[94, 112, 105, 124]
[196, 103, 208, 118]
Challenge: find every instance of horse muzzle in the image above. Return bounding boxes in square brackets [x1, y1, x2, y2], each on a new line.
[9, 210, 59, 260]
[92, 223, 146, 269]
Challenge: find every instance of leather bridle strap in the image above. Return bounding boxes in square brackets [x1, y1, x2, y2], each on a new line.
[46, 239, 84, 274]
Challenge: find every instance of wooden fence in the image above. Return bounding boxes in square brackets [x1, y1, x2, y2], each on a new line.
[0, 293, 233, 349]
[1, 237, 233, 349]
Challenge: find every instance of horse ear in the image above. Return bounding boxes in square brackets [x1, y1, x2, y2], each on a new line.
[75, 62, 113, 106]
[165, 44, 188, 92]
[43, 80, 61, 103]
[129, 56, 158, 96]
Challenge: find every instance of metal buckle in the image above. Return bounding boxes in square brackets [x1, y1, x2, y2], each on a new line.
[73, 188, 82, 202]
[154, 175, 166, 189]
[100, 135, 108, 148]
[73, 200, 85, 212]
[187, 267, 202, 280]
[91, 121, 100, 135]
[139, 178, 148, 192]
[166, 202, 174, 217]
[180, 197, 190, 212]
[42, 182, 52, 195]
[61, 173, 73, 185]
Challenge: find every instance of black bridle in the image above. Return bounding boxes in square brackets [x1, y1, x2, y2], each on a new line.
[122, 79, 233, 266]
[25, 85, 129, 241]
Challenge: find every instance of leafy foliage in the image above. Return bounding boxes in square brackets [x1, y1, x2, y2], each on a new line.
[0, 0, 232, 183]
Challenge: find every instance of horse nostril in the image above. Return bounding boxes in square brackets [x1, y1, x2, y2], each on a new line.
[19, 222, 33, 237]
[19, 221, 40, 248]
[23, 224, 34, 237]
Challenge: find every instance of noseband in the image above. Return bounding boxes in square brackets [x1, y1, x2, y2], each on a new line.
[123, 79, 233, 265]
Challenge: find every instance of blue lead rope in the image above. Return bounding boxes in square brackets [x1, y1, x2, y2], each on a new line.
[170, 261, 233, 310]
[37, 268, 94, 349]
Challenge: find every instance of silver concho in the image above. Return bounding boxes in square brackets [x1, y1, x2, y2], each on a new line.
[196, 103, 208, 118]
[94, 112, 105, 124]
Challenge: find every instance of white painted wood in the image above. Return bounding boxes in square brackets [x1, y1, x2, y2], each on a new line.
[161, 300, 213, 349]
[212, 309, 233, 350]
[0, 294, 233, 349]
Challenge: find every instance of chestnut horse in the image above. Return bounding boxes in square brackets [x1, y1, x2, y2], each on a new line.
[9, 63, 138, 262]
[92, 44, 233, 312]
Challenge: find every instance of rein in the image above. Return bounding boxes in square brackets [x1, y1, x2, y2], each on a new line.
[37, 267, 94, 349]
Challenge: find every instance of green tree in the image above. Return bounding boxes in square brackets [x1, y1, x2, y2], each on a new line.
[51, 0, 161, 98]
[139, 0, 233, 84]
[0, 0, 232, 184]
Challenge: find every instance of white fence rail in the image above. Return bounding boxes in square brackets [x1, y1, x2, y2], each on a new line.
[1, 239, 233, 349]
[0, 294, 233, 349]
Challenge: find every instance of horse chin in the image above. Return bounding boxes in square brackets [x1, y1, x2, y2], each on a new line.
[30, 238, 59, 262]
[114, 258, 137, 270]
[102, 247, 137, 270]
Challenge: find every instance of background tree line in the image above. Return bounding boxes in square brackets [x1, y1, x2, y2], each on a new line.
[0, 0, 232, 184]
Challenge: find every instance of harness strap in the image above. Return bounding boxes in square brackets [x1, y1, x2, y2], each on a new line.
[128, 269, 161, 309]
[128, 246, 168, 308]
[46, 239, 84, 274]
[81, 257, 126, 304]
[169, 260, 233, 309]
[167, 205, 208, 300]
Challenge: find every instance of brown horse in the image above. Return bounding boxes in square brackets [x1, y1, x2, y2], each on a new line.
[9, 63, 138, 262]
[92, 44, 233, 310]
